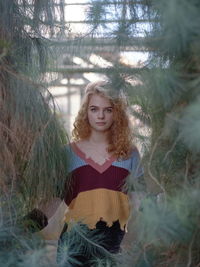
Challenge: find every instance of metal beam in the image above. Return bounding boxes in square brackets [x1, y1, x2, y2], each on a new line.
[48, 83, 84, 88]
[54, 18, 156, 24]
[49, 37, 154, 52]
[19, 1, 149, 7]
[64, 1, 149, 6]
[47, 66, 144, 74]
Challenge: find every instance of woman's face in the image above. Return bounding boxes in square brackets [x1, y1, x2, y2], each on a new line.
[87, 94, 114, 132]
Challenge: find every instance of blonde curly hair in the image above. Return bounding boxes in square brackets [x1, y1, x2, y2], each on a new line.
[72, 80, 134, 159]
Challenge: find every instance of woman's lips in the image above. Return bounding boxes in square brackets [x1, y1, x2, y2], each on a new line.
[96, 122, 106, 125]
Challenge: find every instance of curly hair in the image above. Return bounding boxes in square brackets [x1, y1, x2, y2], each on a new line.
[72, 81, 134, 159]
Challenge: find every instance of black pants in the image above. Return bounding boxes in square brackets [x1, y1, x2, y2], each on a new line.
[57, 220, 125, 267]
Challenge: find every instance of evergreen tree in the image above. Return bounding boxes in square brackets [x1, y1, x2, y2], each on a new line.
[0, 1, 69, 265]
[1, 0, 200, 266]
[85, 0, 200, 266]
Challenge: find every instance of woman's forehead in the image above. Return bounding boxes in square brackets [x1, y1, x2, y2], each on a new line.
[88, 94, 112, 106]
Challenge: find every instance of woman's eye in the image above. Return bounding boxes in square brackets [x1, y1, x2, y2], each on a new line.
[106, 108, 113, 113]
[90, 108, 97, 112]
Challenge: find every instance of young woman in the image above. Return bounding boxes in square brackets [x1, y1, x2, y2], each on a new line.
[55, 80, 144, 266]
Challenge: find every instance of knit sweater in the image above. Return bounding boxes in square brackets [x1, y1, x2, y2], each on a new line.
[64, 142, 143, 231]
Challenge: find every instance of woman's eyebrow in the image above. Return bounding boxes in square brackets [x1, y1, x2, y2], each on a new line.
[89, 105, 113, 108]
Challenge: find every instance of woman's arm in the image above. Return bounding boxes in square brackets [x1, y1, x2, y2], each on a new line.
[39, 200, 68, 240]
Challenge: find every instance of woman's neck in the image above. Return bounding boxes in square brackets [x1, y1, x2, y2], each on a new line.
[87, 130, 109, 145]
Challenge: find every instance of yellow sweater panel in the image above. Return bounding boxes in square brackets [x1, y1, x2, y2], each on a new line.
[64, 188, 130, 231]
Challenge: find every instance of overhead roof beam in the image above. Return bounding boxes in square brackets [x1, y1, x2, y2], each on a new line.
[47, 66, 144, 74]
[64, 1, 149, 6]
[19, 1, 149, 7]
[49, 37, 155, 51]
[53, 18, 156, 24]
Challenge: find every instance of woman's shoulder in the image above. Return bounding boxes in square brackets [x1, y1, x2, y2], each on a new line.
[131, 145, 140, 156]
[114, 145, 139, 162]
[64, 142, 86, 173]
[125, 145, 140, 160]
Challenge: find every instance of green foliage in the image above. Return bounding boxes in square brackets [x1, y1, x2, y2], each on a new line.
[151, 0, 200, 57]
[0, 0, 70, 264]
[1, 0, 200, 265]
[87, 0, 107, 30]
[179, 98, 200, 154]
[57, 223, 116, 266]
[0, 0, 69, 206]
[141, 68, 188, 111]
[86, 0, 200, 265]
[0, 195, 55, 266]
[0, 0, 65, 74]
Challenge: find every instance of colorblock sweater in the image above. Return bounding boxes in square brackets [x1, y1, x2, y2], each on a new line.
[64, 142, 143, 231]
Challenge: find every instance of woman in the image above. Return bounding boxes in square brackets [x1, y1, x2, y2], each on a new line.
[55, 80, 144, 266]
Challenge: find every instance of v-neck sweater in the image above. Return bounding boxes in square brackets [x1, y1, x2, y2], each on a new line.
[63, 142, 143, 231]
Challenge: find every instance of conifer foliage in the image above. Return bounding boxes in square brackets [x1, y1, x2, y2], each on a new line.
[1, 0, 200, 266]
[0, 1, 68, 265]
[0, 0, 68, 205]
[86, 0, 200, 266]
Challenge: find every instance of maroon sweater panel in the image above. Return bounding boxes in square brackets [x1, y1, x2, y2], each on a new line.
[64, 165, 129, 206]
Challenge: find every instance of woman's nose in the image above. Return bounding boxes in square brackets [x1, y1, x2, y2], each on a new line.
[98, 110, 104, 119]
